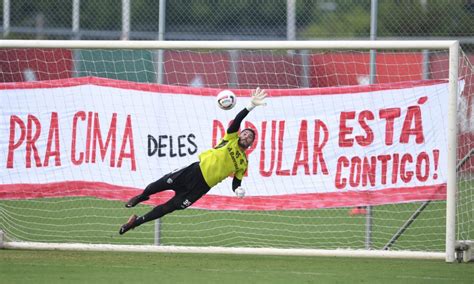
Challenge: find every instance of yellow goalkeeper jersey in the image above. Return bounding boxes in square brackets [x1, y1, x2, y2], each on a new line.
[198, 132, 248, 188]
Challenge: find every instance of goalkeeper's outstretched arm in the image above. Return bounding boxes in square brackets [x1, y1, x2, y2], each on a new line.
[227, 87, 267, 134]
[233, 177, 245, 198]
[228, 87, 267, 198]
[232, 176, 242, 191]
[227, 108, 250, 134]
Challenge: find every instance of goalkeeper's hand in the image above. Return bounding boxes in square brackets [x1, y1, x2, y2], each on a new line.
[246, 87, 267, 111]
[234, 187, 245, 199]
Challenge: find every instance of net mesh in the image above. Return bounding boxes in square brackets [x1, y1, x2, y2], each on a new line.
[0, 46, 472, 252]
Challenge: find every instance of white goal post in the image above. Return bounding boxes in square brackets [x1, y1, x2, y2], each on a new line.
[0, 40, 466, 262]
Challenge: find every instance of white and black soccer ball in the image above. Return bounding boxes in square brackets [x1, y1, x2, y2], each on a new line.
[216, 90, 236, 110]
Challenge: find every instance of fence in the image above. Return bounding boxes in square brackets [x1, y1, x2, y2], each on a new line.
[1, 1, 474, 46]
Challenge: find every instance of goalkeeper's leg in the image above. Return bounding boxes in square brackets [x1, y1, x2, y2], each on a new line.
[125, 166, 189, 208]
[119, 199, 177, 235]
[125, 177, 172, 208]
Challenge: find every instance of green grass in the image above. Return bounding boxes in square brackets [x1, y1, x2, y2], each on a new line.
[0, 250, 472, 284]
[0, 182, 472, 251]
[0, 187, 472, 283]
[0, 197, 453, 251]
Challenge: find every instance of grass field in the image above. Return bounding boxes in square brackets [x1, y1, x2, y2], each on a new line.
[0, 197, 453, 251]
[2, 183, 472, 250]
[0, 249, 473, 284]
[1, 180, 472, 249]
[1, 185, 473, 283]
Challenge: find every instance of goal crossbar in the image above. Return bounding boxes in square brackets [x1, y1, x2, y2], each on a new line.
[0, 39, 459, 50]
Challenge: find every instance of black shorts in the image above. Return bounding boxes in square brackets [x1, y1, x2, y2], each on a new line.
[157, 162, 211, 209]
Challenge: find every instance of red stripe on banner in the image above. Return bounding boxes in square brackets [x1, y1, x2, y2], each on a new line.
[0, 181, 446, 210]
[0, 76, 448, 97]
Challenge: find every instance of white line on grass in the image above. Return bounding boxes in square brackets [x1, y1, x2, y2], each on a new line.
[396, 275, 459, 281]
[201, 268, 339, 277]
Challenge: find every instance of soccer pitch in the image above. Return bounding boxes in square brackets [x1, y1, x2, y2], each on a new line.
[0, 197, 449, 250]
[0, 249, 473, 283]
[1, 193, 473, 283]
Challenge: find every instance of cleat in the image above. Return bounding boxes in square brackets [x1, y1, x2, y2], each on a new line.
[119, 214, 138, 235]
[125, 194, 149, 208]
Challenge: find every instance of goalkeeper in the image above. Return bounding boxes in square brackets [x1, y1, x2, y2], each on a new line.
[119, 88, 267, 235]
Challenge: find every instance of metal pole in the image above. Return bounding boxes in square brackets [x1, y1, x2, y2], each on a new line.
[365, 0, 378, 251]
[0, 40, 457, 50]
[287, 0, 296, 41]
[154, 217, 161, 246]
[287, 0, 309, 87]
[445, 41, 459, 262]
[154, 0, 167, 245]
[228, 50, 239, 88]
[422, 49, 429, 80]
[3, 0, 10, 38]
[384, 149, 474, 250]
[121, 0, 130, 40]
[0, 230, 4, 248]
[35, 13, 45, 40]
[300, 50, 310, 88]
[287, 0, 296, 58]
[421, 0, 429, 80]
[369, 0, 378, 82]
[156, 0, 166, 85]
[383, 201, 431, 250]
[72, 0, 80, 39]
[71, 0, 81, 78]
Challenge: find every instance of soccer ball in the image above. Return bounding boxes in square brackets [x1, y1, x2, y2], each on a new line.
[216, 90, 236, 110]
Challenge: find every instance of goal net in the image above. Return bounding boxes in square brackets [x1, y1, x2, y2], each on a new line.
[0, 41, 472, 262]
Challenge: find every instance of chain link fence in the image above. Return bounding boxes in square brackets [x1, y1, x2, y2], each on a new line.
[1, 1, 473, 45]
[1, 0, 473, 87]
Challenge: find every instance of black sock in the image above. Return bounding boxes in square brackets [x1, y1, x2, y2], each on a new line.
[134, 215, 147, 227]
[135, 202, 176, 227]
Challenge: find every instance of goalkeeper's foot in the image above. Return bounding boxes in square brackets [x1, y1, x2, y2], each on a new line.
[125, 194, 149, 208]
[119, 214, 138, 235]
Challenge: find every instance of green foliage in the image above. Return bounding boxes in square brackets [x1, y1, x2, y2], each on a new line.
[131, 0, 160, 31]
[300, 0, 474, 39]
[2, 0, 473, 38]
[377, 0, 474, 37]
[166, 0, 288, 30]
[301, 5, 370, 38]
[80, 0, 122, 30]
[8, 0, 72, 28]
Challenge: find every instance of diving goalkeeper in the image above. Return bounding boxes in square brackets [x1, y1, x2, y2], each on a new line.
[119, 87, 267, 235]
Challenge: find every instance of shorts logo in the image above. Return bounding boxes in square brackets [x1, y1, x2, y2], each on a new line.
[181, 199, 192, 208]
[167, 178, 173, 184]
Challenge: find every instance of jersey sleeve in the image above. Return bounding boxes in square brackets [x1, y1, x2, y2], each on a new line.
[234, 167, 246, 180]
[232, 177, 242, 191]
[227, 108, 250, 134]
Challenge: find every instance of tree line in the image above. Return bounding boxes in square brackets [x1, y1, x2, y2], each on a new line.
[2, 0, 473, 39]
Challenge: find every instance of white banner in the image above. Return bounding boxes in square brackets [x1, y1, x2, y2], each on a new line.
[0, 77, 450, 209]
